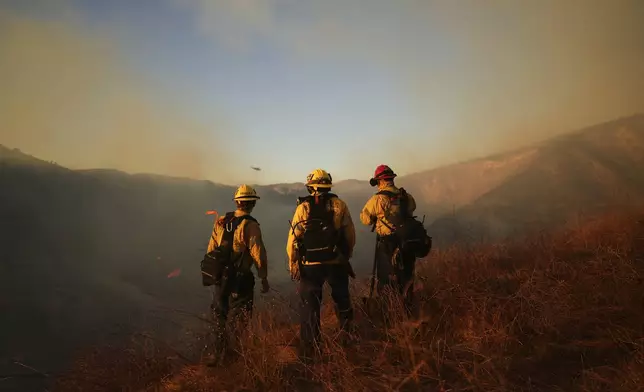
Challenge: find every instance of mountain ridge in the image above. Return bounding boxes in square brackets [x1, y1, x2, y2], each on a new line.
[4, 112, 642, 195]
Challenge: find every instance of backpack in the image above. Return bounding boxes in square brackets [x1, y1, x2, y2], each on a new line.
[296, 193, 341, 263]
[201, 212, 258, 287]
[376, 188, 432, 258]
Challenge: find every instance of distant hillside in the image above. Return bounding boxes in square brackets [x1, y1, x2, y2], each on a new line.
[0, 148, 382, 388]
[269, 114, 644, 242]
[0, 155, 300, 388]
[0, 144, 49, 165]
[392, 114, 644, 242]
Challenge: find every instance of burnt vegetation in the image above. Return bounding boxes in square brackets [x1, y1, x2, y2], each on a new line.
[55, 210, 644, 391]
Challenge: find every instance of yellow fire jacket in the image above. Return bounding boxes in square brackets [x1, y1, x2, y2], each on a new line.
[206, 209, 268, 280]
[360, 184, 417, 237]
[286, 193, 356, 272]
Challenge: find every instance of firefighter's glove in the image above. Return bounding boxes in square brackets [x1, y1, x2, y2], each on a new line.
[290, 262, 300, 281]
[347, 265, 356, 280]
[260, 277, 270, 294]
[340, 254, 356, 279]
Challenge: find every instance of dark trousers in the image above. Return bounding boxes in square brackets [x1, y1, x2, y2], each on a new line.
[376, 236, 416, 314]
[210, 273, 255, 357]
[299, 263, 353, 355]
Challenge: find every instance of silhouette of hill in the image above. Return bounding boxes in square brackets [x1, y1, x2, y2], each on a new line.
[266, 114, 644, 243]
[0, 144, 51, 166]
[398, 114, 644, 242]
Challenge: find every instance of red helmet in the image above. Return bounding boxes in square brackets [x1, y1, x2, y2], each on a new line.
[369, 164, 397, 186]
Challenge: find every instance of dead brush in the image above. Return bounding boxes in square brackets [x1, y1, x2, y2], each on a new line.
[232, 306, 293, 389]
[58, 210, 644, 391]
[53, 332, 182, 392]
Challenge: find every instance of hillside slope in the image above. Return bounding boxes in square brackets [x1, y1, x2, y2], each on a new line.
[265, 114, 644, 243]
[0, 152, 301, 390]
[400, 114, 644, 242]
[56, 210, 644, 392]
[450, 116, 644, 237]
[0, 147, 383, 390]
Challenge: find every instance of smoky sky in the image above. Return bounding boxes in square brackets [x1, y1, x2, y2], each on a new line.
[1, 0, 643, 184]
[0, 5, 243, 184]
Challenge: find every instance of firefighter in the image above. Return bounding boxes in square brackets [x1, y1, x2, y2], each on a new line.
[203, 184, 270, 366]
[287, 169, 356, 361]
[360, 165, 417, 315]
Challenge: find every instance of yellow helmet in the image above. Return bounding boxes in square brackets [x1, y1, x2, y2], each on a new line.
[306, 168, 333, 189]
[233, 184, 260, 201]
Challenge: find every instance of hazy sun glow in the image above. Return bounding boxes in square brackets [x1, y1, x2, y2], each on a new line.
[1, 0, 643, 184]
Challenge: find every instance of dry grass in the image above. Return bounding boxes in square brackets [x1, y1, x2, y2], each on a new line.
[55, 210, 644, 391]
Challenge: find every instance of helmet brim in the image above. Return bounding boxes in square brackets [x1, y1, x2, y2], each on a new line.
[234, 196, 260, 201]
[370, 174, 396, 186]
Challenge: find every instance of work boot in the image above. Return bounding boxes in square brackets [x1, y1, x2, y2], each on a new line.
[298, 342, 321, 366]
[202, 342, 225, 367]
[202, 352, 224, 367]
[203, 326, 228, 367]
[338, 331, 355, 348]
[337, 321, 358, 347]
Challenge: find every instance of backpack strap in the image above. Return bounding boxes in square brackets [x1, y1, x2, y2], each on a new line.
[294, 193, 340, 263]
[398, 188, 410, 218]
[376, 188, 410, 218]
[296, 193, 337, 227]
[375, 190, 398, 198]
[373, 189, 412, 240]
[220, 212, 258, 263]
[294, 193, 337, 233]
[297, 192, 337, 206]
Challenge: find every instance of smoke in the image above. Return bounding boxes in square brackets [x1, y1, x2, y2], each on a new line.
[395, 0, 644, 167]
[175, 0, 644, 177]
[3, 1, 641, 183]
[0, 7, 239, 184]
